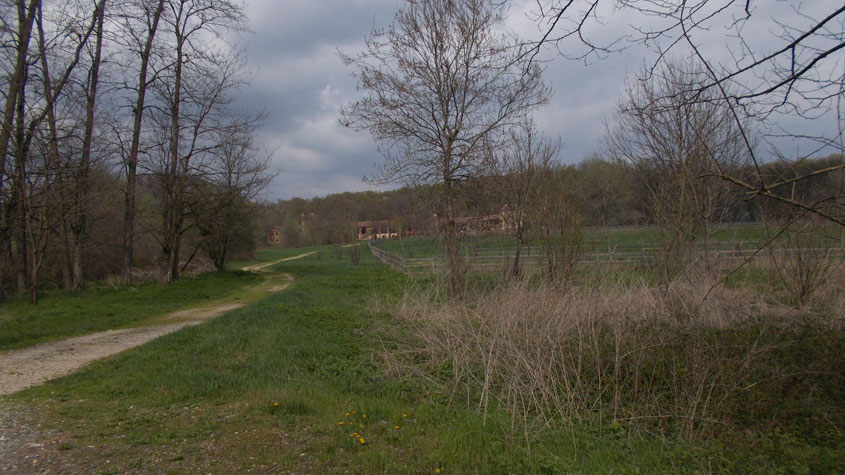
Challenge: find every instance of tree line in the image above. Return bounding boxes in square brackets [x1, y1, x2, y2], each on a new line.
[0, 0, 270, 303]
[261, 152, 841, 246]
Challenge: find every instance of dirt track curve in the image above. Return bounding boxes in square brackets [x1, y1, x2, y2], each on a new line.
[0, 250, 316, 396]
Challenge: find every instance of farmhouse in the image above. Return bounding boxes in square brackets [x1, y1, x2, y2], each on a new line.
[433, 207, 511, 236]
[359, 209, 512, 240]
[267, 227, 281, 244]
[356, 220, 398, 240]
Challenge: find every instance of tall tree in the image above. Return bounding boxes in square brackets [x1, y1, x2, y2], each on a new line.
[188, 128, 271, 271]
[118, 0, 166, 285]
[488, 120, 558, 277]
[341, 0, 549, 295]
[0, 0, 40, 300]
[35, 0, 107, 292]
[4, 0, 101, 302]
[604, 59, 748, 280]
[150, 0, 248, 282]
[68, 0, 107, 290]
[528, 0, 845, 226]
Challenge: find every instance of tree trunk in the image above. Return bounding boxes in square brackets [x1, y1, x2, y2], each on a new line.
[444, 184, 461, 296]
[60, 223, 73, 289]
[14, 84, 28, 296]
[0, 0, 39, 300]
[165, 25, 185, 283]
[36, 1, 66, 293]
[512, 235, 522, 278]
[122, 0, 166, 285]
[70, 0, 106, 291]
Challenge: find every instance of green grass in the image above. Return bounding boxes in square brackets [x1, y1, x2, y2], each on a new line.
[7, 244, 840, 472]
[0, 270, 263, 351]
[229, 244, 323, 269]
[376, 223, 773, 259]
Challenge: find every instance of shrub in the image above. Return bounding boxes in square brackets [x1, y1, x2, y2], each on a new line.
[385, 272, 845, 443]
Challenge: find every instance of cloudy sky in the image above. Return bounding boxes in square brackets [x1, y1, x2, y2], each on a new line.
[237, 0, 840, 201]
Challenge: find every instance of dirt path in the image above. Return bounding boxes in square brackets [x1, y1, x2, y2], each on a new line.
[241, 250, 317, 273]
[0, 249, 327, 473]
[0, 251, 315, 397]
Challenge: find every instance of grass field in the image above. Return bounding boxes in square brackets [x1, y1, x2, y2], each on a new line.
[5, 244, 842, 472]
[375, 223, 774, 258]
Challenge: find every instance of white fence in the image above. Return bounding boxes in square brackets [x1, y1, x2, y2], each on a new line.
[369, 240, 845, 274]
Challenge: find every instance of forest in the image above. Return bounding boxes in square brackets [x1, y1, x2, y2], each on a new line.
[260, 153, 844, 248]
[1, 0, 270, 302]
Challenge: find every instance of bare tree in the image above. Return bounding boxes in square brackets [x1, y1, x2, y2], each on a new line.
[766, 216, 842, 307]
[527, 0, 845, 226]
[116, 0, 166, 285]
[33, 0, 108, 292]
[187, 127, 272, 271]
[488, 120, 557, 277]
[0, 0, 101, 302]
[530, 165, 582, 283]
[341, 0, 549, 295]
[0, 0, 261, 297]
[142, 0, 248, 282]
[0, 0, 40, 300]
[66, 0, 107, 291]
[604, 59, 747, 281]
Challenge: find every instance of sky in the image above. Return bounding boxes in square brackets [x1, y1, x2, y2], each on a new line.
[237, 0, 841, 201]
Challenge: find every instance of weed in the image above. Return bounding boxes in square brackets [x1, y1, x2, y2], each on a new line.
[387, 269, 845, 452]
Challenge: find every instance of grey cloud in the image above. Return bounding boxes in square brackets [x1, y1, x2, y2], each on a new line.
[240, 0, 831, 200]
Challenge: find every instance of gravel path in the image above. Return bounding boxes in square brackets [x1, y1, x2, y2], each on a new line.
[0, 251, 314, 471]
[0, 401, 69, 474]
[0, 302, 246, 396]
[0, 251, 316, 396]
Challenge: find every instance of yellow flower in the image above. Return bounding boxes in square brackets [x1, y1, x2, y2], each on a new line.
[362, 414, 367, 418]
[435, 469, 441, 473]
[337, 421, 344, 426]
[273, 403, 279, 407]
[345, 412, 350, 416]
[402, 413, 408, 418]
[359, 437, 365, 445]
[394, 425, 399, 430]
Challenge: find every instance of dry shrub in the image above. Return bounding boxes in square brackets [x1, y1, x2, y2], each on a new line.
[387, 272, 845, 442]
[768, 223, 843, 307]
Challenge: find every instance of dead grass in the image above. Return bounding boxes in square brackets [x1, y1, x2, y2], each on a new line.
[384, 263, 845, 443]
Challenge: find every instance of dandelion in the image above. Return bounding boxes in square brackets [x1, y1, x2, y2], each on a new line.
[359, 437, 365, 445]
[435, 469, 441, 473]
[394, 425, 399, 430]
[337, 421, 344, 426]
[362, 414, 367, 419]
[402, 413, 408, 418]
[359, 423, 364, 428]
[273, 403, 279, 407]
[345, 412, 350, 416]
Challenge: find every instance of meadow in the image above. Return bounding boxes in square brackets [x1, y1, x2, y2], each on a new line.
[4, 240, 843, 472]
[375, 223, 770, 259]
